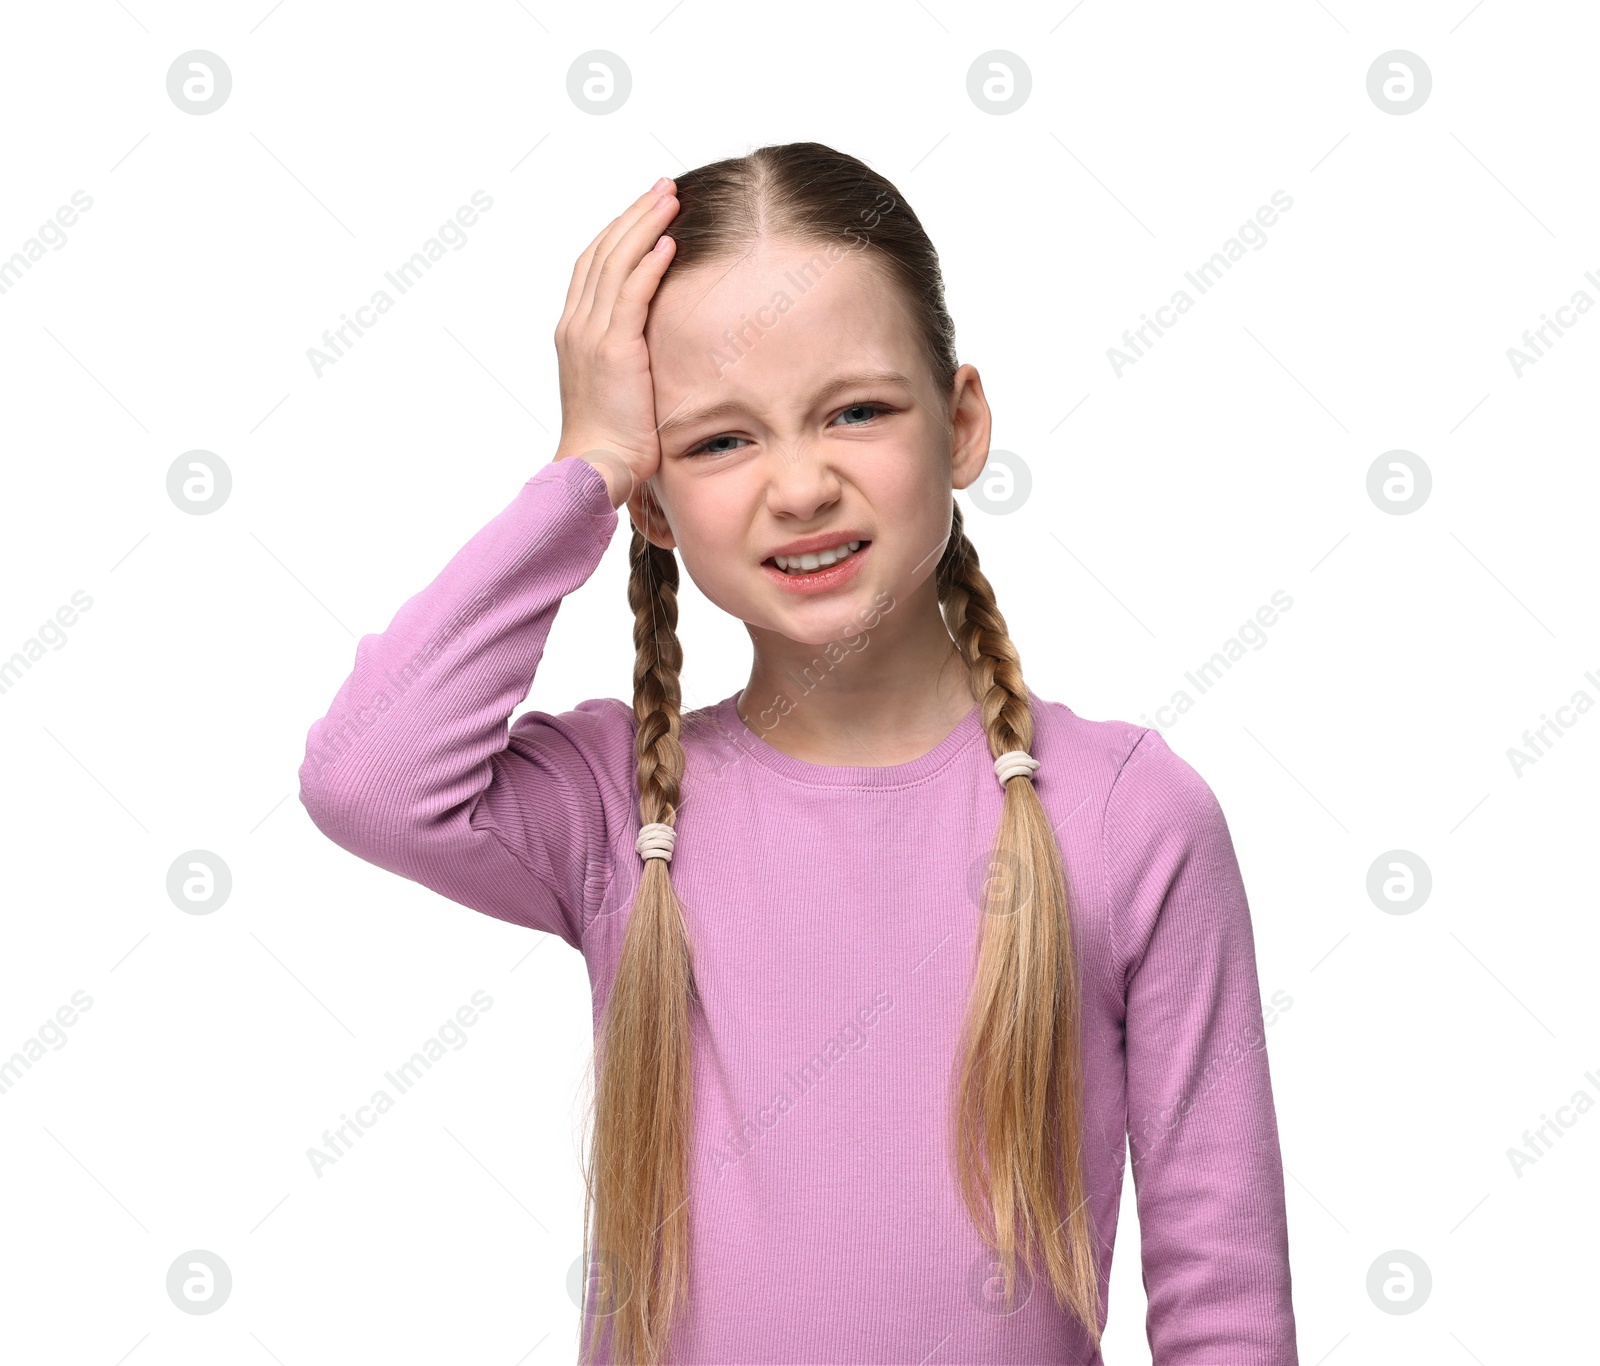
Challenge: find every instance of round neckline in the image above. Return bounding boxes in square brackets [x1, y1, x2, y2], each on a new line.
[714, 690, 986, 789]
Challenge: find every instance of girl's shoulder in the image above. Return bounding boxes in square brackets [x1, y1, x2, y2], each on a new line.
[1030, 693, 1224, 834]
[1031, 691, 1147, 774]
[507, 693, 740, 788]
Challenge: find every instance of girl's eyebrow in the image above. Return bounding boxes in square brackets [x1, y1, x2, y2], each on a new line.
[656, 369, 915, 437]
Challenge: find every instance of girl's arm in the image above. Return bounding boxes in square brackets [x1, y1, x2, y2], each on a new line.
[298, 180, 681, 951]
[1106, 727, 1299, 1364]
[297, 454, 627, 950]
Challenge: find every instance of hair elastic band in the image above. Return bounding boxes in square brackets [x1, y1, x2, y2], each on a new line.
[636, 821, 677, 863]
[993, 750, 1040, 786]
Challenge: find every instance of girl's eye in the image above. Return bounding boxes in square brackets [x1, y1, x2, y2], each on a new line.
[835, 402, 890, 427]
[684, 434, 747, 458]
[682, 403, 892, 458]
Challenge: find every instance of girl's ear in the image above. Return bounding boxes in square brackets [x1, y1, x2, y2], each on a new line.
[626, 479, 679, 551]
[947, 363, 994, 493]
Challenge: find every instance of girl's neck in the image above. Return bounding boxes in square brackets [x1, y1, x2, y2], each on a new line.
[737, 636, 977, 769]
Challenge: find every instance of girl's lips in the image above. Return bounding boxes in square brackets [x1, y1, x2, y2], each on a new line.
[759, 541, 871, 595]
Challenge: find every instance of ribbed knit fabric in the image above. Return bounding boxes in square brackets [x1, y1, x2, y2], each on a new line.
[298, 455, 1298, 1365]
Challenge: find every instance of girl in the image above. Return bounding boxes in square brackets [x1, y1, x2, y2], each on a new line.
[300, 142, 1297, 1365]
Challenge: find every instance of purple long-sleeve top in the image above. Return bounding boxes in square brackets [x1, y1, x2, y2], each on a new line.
[298, 453, 1298, 1364]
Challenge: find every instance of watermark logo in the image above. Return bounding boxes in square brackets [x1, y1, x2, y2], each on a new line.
[966, 848, 1038, 918]
[567, 51, 631, 114]
[1365, 1249, 1432, 1313]
[966, 1247, 1036, 1315]
[1366, 450, 1430, 515]
[166, 1249, 232, 1314]
[1366, 850, 1431, 915]
[166, 51, 232, 115]
[964, 450, 1031, 515]
[167, 851, 233, 915]
[569, 1249, 635, 1317]
[167, 450, 232, 515]
[1366, 52, 1431, 115]
[966, 51, 1032, 114]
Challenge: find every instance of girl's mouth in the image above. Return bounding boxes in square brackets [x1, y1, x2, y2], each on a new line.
[759, 540, 872, 594]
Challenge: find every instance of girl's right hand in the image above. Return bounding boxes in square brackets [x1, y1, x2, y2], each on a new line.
[552, 178, 681, 508]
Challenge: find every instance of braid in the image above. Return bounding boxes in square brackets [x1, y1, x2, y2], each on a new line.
[578, 517, 697, 1366]
[937, 495, 1103, 1344]
[937, 499, 1033, 756]
[626, 525, 686, 829]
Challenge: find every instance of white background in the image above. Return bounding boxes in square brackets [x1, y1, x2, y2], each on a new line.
[1, 1, 1595, 1362]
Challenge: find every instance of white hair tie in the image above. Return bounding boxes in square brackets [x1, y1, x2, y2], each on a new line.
[636, 821, 677, 863]
[993, 750, 1040, 786]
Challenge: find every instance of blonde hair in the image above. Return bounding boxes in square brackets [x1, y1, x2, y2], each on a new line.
[577, 142, 1100, 1364]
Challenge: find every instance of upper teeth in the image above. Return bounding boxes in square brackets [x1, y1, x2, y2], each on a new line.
[774, 540, 862, 573]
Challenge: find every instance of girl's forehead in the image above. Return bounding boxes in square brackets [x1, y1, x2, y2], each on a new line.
[645, 244, 917, 391]
[650, 239, 896, 327]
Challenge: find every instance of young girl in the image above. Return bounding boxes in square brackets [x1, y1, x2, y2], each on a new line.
[299, 142, 1297, 1366]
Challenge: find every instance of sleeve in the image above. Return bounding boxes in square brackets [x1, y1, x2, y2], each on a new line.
[296, 455, 632, 952]
[1104, 727, 1298, 1364]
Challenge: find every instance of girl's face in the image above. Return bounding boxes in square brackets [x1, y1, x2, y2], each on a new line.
[634, 237, 991, 647]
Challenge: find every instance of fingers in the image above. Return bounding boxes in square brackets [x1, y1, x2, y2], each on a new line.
[607, 231, 677, 341]
[574, 180, 677, 325]
[559, 220, 612, 327]
[558, 181, 672, 335]
[589, 193, 678, 332]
